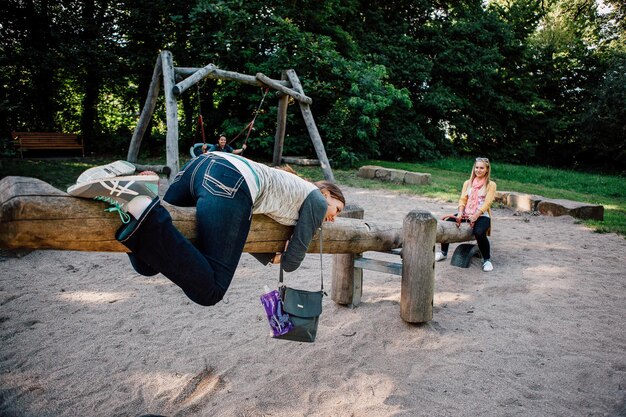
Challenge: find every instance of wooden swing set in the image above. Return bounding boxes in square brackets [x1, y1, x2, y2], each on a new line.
[127, 50, 335, 182]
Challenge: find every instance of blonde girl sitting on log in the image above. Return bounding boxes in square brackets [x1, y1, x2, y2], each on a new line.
[435, 157, 497, 272]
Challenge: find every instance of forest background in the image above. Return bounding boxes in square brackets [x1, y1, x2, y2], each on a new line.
[1, 0, 625, 173]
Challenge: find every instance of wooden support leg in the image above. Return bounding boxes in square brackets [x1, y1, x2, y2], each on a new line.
[128, 55, 162, 163]
[401, 210, 437, 323]
[161, 50, 180, 181]
[284, 69, 335, 183]
[331, 205, 364, 306]
[272, 72, 289, 166]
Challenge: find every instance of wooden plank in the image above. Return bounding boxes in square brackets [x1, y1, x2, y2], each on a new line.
[354, 257, 402, 276]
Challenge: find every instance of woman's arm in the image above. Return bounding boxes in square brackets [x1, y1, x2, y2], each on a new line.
[458, 180, 470, 214]
[281, 190, 327, 272]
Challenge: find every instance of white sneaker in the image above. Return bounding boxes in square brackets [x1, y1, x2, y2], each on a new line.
[435, 251, 447, 262]
[77, 160, 136, 184]
[482, 260, 493, 272]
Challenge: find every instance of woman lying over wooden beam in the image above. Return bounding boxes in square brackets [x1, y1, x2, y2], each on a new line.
[62, 154, 345, 307]
[0, 176, 475, 254]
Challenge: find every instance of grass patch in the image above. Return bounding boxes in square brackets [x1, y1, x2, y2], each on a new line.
[2, 156, 625, 238]
[298, 158, 626, 238]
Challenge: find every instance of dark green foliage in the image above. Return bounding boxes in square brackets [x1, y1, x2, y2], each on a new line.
[1, 0, 624, 173]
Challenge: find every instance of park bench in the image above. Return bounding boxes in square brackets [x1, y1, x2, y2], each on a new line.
[11, 131, 85, 158]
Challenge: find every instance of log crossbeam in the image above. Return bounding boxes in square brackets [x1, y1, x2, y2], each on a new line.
[0, 177, 473, 254]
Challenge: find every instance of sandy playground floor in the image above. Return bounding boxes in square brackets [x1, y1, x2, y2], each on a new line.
[1, 185, 625, 417]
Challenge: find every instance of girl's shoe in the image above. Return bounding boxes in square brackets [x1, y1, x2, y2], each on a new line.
[435, 251, 447, 262]
[482, 260, 493, 272]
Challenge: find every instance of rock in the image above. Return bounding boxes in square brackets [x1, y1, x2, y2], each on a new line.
[357, 166, 431, 185]
[357, 165, 380, 179]
[404, 172, 431, 185]
[537, 198, 604, 220]
[506, 192, 544, 212]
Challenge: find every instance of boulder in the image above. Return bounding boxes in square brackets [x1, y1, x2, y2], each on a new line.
[404, 172, 431, 185]
[506, 192, 543, 212]
[537, 198, 604, 220]
[357, 165, 380, 179]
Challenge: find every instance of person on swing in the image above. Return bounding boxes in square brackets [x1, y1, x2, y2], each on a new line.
[67, 153, 345, 306]
[207, 134, 246, 154]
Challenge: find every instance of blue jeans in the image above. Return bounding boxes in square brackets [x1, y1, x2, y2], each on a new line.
[118, 154, 253, 306]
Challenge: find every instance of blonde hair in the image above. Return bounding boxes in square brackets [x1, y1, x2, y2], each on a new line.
[469, 158, 491, 186]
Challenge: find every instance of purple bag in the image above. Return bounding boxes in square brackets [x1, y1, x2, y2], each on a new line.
[260, 289, 293, 337]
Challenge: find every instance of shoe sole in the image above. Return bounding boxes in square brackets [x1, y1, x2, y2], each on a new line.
[77, 161, 137, 184]
[67, 175, 159, 200]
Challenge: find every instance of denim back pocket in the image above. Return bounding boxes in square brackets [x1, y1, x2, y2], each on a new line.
[202, 159, 244, 198]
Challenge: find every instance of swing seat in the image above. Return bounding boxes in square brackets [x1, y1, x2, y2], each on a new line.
[190, 143, 207, 158]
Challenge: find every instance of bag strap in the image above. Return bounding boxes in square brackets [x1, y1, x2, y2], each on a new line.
[279, 226, 324, 291]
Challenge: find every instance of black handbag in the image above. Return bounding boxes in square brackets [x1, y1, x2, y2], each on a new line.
[274, 228, 325, 343]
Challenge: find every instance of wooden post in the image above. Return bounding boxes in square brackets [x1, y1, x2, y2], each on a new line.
[161, 50, 180, 181]
[401, 210, 437, 323]
[273, 72, 289, 166]
[127, 55, 162, 163]
[331, 205, 364, 306]
[285, 70, 335, 183]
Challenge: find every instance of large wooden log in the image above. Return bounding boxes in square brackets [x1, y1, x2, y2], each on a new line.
[0, 177, 475, 253]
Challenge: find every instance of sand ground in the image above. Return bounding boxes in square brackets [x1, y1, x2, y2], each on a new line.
[1, 185, 625, 417]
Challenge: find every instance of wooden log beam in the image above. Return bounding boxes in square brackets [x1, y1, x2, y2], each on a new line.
[255, 72, 312, 104]
[175, 67, 291, 88]
[0, 177, 475, 253]
[172, 64, 217, 96]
